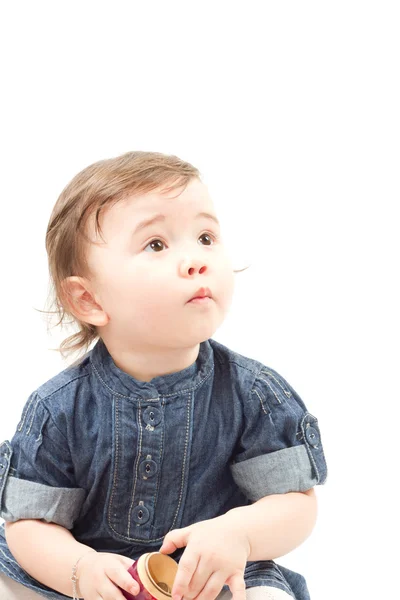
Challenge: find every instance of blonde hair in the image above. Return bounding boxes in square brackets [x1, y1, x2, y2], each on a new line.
[41, 150, 247, 363]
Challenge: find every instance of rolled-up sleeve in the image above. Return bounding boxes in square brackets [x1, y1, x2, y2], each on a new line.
[0, 392, 86, 529]
[230, 367, 328, 501]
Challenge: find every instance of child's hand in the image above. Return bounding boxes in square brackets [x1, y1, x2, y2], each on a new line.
[76, 551, 139, 600]
[159, 515, 251, 600]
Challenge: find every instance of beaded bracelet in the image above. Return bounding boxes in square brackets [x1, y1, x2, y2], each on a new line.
[71, 549, 97, 599]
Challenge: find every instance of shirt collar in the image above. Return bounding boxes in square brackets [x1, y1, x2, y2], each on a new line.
[90, 337, 214, 399]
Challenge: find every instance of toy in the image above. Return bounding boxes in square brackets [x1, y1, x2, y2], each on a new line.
[121, 552, 178, 600]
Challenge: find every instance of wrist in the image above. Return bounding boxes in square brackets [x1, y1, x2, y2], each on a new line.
[222, 509, 252, 559]
[71, 549, 97, 599]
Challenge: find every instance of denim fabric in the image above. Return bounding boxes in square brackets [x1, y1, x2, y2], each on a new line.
[0, 337, 327, 599]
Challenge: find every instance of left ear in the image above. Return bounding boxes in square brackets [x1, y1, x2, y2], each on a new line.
[61, 276, 110, 327]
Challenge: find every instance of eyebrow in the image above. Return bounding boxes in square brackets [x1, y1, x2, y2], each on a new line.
[133, 212, 220, 235]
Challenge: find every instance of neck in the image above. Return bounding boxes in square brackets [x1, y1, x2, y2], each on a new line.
[100, 338, 201, 383]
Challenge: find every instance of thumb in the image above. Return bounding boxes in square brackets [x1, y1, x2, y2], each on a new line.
[159, 527, 192, 554]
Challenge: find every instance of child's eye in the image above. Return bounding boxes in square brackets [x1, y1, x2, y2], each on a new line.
[199, 233, 217, 246]
[144, 232, 218, 253]
[144, 239, 166, 253]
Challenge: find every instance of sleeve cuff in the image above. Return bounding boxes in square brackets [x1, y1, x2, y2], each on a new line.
[230, 444, 318, 501]
[0, 475, 86, 529]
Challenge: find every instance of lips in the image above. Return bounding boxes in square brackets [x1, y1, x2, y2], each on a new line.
[189, 287, 213, 301]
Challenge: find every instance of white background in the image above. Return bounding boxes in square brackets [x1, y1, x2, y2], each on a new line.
[0, 2, 399, 598]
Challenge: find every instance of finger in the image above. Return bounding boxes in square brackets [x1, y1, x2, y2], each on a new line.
[192, 570, 226, 600]
[160, 527, 191, 554]
[226, 574, 246, 600]
[171, 551, 200, 600]
[183, 556, 216, 600]
[97, 577, 131, 600]
[104, 564, 140, 597]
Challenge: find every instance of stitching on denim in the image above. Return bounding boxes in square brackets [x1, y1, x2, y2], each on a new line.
[223, 358, 292, 397]
[104, 397, 171, 544]
[0, 443, 11, 482]
[92, 362, 136, 399]
[258, 377, 282, 405]
[301, 413, 320, 483]
[152, 396, 165, 528]
[26, 396, 41, 435]
[100, 389, 204, 543]
[17, 394, 36, 431]
[0, 441, 11, 464]
[108, 395, 120, 533]
[182, 366, 214, 395]
[159, 367, 214, 397]
[261, 370, 292, 398]
[159, 367, 214, 398]
[127, 400, 143, 536]
[36, 373, 90, 401]
[92, 359, 214, 399]
[227, 359, 262, 376]
[170, 392, 191, 530]
[0, 560, 17, 579]
[251, 389, 269, 414]
[0, 548, 18, 565]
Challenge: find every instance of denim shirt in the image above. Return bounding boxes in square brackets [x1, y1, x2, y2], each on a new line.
[0, 337, 327, 599]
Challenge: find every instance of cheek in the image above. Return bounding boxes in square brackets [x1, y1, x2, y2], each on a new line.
[103, 263, 171, 313]
[217, 255, 235, 304]
[92, 263, 136, 309]
[224, 271, 236, 304]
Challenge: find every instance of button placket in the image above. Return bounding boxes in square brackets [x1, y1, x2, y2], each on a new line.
[128, 400, 164, 537]
[143, 407, 162, 427]
[139, 455, 158, 480]
[132, 500, 150, 525]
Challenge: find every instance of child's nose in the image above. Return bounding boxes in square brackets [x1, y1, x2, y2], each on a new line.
[180, 257, 208, 277]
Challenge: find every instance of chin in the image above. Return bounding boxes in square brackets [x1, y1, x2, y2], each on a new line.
[186, 322, 222, 345]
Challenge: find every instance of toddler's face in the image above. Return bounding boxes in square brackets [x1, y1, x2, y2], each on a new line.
[84, 178, 235, 350]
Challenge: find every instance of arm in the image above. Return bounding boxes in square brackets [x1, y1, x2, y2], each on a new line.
[5, 519, 94, 597]
[224, 488, 318, 561]
[160, 488, 317, 600]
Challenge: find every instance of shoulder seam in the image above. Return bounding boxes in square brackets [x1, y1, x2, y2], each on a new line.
[228, 359, 262, 376]
[35, 373, 91, 446]
[36, 372, 90, 401]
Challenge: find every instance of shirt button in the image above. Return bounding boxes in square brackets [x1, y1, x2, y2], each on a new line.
[143, 407, 162, 426]
[305, 425, 320, 447]
[139, 459, 158, 479]
[132, 504, 150, 525]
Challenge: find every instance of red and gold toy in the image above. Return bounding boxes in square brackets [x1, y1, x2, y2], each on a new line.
[121, 552, 178, 600]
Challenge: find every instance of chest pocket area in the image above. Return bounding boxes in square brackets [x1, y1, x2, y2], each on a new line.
[107, 394, 193, 544]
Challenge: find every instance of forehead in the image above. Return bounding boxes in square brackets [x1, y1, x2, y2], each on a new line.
[93, 178, 216, 239]
[125, 177, 214, 215]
